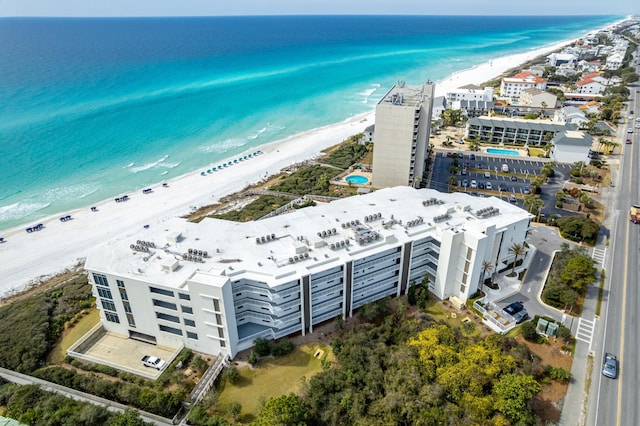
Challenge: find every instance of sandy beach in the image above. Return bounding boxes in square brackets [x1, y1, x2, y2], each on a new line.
[0, 30, 610, 298]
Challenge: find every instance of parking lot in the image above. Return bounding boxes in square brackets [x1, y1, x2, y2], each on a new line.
[429, 150, 577, 218]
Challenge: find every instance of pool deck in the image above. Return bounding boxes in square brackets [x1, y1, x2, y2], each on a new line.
[332, 170, 373, 187]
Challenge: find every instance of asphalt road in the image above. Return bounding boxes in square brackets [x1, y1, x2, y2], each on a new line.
[592, 74, 640, 425]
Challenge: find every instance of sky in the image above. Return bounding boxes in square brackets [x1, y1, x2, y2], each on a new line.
[0, 0, 637, 17]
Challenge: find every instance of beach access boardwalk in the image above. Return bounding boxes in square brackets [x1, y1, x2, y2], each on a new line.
[0, 367, 172, 425]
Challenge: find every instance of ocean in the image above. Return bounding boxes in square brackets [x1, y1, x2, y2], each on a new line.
[0, 15, 621, 231]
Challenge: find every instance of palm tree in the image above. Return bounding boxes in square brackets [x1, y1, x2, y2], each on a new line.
[478, 260, 494, 294]
[508, 243, 526, 276]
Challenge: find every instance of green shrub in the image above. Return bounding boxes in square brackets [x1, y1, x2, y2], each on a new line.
[254, 337, 272, 357]
[271, 338, 295, 356]
[520, 322, 539, 341]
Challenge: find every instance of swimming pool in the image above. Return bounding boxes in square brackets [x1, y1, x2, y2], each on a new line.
[486, 148, 520, 156]
[345, 175, 369, 185]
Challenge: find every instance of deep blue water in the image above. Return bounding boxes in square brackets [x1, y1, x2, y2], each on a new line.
[0, 15, 621, 230]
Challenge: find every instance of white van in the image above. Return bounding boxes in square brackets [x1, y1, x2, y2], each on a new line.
[501, 164, 509, 173]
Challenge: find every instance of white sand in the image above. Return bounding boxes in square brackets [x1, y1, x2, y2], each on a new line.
[0, 32, 607, 298]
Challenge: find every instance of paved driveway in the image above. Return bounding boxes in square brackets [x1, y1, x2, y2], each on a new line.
[498, 225, 578, 327]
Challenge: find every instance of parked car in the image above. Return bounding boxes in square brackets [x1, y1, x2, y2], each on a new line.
[510, 175, 518, 182]
[486, 182, 493, 190]
[446, 152, 452, 157]
[470, 180, 477, 188]
[470, 154, 476, 160]
[513, 309, 529, 324]
[504, 301, 524, 315]
[462, 179, 469, 187]
[509, 194, 517, 203]
[499, 183, 508, 191]
[602, 353, 618, 379]
[484, 171, 491, 178]
[627, 138, 632, 144]
[461, 169, 468, 175]
[523, 187, 531, 194]
[478, 182, 485, 189]
[502, 164, 509, 172]
[141, 355, 167, 370]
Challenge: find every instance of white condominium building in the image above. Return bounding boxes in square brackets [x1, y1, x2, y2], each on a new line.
[500, 71, 548, 99]
[85, 187, 532, 358]
[372, 81, 435, 188]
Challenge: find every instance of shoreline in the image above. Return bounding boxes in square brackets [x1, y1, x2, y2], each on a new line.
[0, 19, 623, 298]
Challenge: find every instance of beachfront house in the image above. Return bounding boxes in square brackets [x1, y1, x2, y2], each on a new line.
[553, 106, 589, 127]
[445, 85, 494, 104]
[499, 71, 547, 100]
[550, 130, 593, 163]
[576, 72, 610, 94]
[371, 81, 435, 188]
[83, 186, 532, 359]
[466, 116, 570, 146]
[518, 88, 558, 109]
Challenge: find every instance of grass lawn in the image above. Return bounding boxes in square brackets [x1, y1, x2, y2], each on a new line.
[48, 308, 100, 364]
[425, 299, 483, 338]
[528, 147, 546, 158]
[217, 343, 332, 423]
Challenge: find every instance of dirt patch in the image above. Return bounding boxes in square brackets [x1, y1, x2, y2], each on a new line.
[518, 336, 573, 423]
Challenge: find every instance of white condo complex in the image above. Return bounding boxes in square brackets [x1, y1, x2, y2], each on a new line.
[372, 81, 435, 188]
[85, 187, 532, 358]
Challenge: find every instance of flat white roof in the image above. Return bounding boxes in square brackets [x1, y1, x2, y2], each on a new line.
[85, 187, 531, 289]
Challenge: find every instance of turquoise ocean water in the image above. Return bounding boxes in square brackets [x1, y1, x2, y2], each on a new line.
[0, 15, 621, 231]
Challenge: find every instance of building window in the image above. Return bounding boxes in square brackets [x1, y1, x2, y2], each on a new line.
[213, 299, 220, 311]
[126, 313, 136, 328]
[218, 327, 225, 339]
[150, 287, 174, 297]
[156, 312, 180, 323]
[152, 299, 177, 310]
[123, 301, 132, 313]
[187, 331, 198, 340]
[220, 340, 226, 348]
[181, 305, 193, 314]
[159, 325, 182, 336]
[215, 314, 222, 325]
[184, 319, 196, 327]
[179, 293, 191, 301]
[92, 273, 109, 287]
[460, 284, 466, 293]
[105, 312, 120, 323]
[119, 288, 128, 301]
[101, 300, 117, 312]
[116, 280, 125, 288]
[97, 287, 113, 300]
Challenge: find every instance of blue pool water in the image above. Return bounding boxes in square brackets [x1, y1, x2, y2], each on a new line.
[345, 175, 369, 185]
[487, 148, 520, 156]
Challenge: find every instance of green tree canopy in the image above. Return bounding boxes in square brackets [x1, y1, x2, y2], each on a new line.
[254, 394, 309, 426]
[493, 373, 541, 424]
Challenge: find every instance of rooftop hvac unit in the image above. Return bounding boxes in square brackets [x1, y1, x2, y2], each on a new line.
[203, 251, 208, 257]
[188, 248, 193, 254]
[318, 232, 322, 237]
[341, 223, 347, 228]
[332, 228, 336, 234]
[304, 252, 309, 258]
[197, 257, 203, 262]
[256, 238, 261, 244]
[183, 252, 189, 258]
[350, 220, 355, 226]
[266, 234, 271, 241]
[271, 233, 276, 239]
[150, 242, 155, 248]
[330, 243, 335, 249]
[136, 240, 142, 245]
[364, 216, 369, 222]
[294, 255, 299, 261]
[355, 220, 360, 225]
[130, 244, 135, 249]
[261, 236, 266, 243]
[289, 257, 294, 263]
[340, 240, 345, 247]
[345, 239, 350, 245]
[322, 230, 327, 237]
